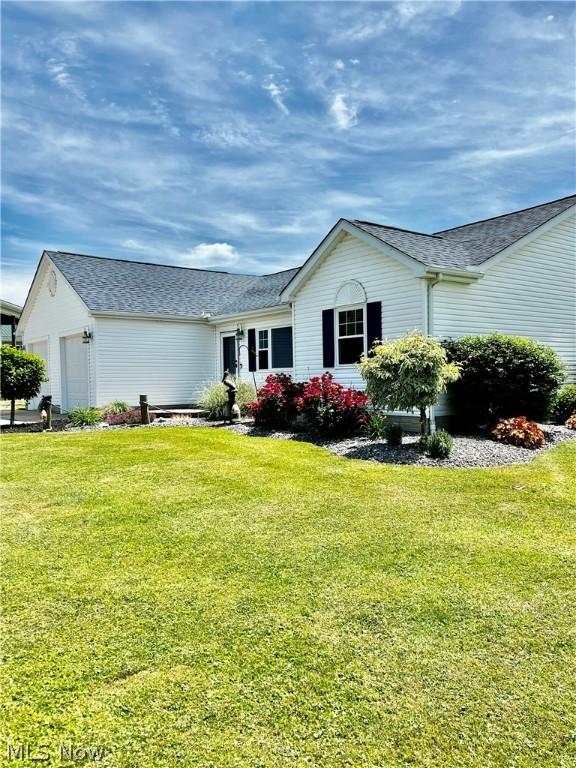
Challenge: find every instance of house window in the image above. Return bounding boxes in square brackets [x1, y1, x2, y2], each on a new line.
[255, 326, 294, 370]
[338, 307, 365, 364]
[258, 330, 269, 369]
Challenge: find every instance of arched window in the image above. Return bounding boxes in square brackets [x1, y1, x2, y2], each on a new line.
[334, 281, 367, 365]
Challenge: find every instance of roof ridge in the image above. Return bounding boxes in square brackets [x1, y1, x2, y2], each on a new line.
[262, 265, 301, 276]
[435, 193, 576, 234]
[49, 250, 262, 278]
[351, 220, 443, 239]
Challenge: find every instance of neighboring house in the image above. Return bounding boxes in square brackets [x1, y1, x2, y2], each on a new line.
[1, 299, 23, 347]
[17, 194, 576, 425]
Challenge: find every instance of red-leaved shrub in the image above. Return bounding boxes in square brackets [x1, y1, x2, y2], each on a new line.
[491, 416, 544, 449]
[105, 409, 157, 425]
[295, 372, 369, 437]
[565, 413, 576, 430]
[247, 373, 305, 428]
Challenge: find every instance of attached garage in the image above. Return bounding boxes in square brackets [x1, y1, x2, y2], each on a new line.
[61, 334, 90, 410]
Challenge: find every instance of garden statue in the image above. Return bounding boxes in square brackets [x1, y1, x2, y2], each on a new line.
[38, 394, 53, 431]
[222, 370, 241, 422]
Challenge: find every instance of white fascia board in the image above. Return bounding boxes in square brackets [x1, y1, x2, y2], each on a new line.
[208, 304, 291, 324]
[472, 203, 576, 273]
[91, 310, 208, 323]
[280, 219, 426, 302]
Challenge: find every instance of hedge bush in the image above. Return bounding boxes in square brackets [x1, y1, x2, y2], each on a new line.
[443, 334, 565, 427]
[552, 384, 576, 425]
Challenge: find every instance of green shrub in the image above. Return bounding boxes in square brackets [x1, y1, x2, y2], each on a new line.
[552, 385, 576, 425]
[68, 406, 102, 427]
[101, 400, 130, 416]
[198, 379, 256, 420]
[384, 422, 403, 446]
[443, 333, 565, 427]
[424, 429, 453, 459]
[363, 411, 388, 439]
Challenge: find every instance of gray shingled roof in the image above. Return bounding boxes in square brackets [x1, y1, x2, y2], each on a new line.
[48, 252, 298, 318]
[352, 194, 575, 269]
[46, 195, 575, 318]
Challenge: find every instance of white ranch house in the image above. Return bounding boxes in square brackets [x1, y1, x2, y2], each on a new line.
[18, 195, 576, 426]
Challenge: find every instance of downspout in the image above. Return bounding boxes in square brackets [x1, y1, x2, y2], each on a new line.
[426, 274, 441, 433]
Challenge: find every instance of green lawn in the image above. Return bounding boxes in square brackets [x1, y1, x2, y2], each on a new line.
[1, 428, 575, 768]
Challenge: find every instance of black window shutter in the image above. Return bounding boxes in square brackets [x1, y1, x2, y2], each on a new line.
[322, 309, 335, 368]
[247, 328, 257, 372]
[366, 301, 382, 353]
[271, 327, 293, 368]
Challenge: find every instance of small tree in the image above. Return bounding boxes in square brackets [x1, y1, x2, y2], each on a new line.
[0, 346, 47, 426]
[359, 331, 459, 437]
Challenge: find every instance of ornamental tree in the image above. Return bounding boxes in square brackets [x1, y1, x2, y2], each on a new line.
[0, 346, 47, 426]
[359, 331, 459, 437]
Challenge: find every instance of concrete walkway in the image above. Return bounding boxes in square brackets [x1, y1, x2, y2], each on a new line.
[1, 408, 42, 426]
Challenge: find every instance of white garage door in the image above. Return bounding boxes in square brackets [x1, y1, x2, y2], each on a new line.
[27, 340, 49, 409]
[63, 334, 89, 410]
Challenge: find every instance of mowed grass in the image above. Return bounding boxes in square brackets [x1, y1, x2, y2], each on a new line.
[1, 428, 575, 768]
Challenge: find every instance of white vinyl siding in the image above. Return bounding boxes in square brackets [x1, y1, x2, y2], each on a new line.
[94, 316, 217, 406]
[433, 212, 576, 395]
[213, 309, 294, 388]
[20, 259, 93, 409]
[292, 232, 422, 388]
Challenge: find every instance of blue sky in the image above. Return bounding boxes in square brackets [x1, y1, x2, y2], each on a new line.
[1, 0, 574, 304]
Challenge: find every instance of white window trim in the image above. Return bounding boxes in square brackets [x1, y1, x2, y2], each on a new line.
[335, 303, 366, 367]
[256, 324, 294, 372]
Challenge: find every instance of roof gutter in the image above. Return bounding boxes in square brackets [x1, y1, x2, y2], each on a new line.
[91, 310, 208, 323]
[420, 268, 483, 284]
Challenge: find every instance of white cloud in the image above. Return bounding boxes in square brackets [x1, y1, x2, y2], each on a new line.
[335, 59, 345, 70]
[330, 93, 357, 129]
[196, 121, 263, 149]
[122, 239, 148, 251]
[263, 78, 289, 114]
[0, 271, 35, 306]
[171, 243, 240, 268]
[46, 58, 86, 101]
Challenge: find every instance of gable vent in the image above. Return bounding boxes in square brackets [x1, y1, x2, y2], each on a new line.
[335, 280, 367, 307]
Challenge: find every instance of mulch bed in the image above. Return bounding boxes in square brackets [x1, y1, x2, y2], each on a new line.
[3, 415, 574, 468]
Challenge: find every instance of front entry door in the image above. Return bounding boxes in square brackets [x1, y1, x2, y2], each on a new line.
[222, 335, 237, 376]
